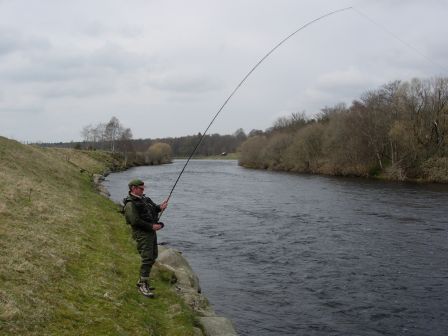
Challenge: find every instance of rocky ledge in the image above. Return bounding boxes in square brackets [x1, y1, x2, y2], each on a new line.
[157, 247, 238, 336]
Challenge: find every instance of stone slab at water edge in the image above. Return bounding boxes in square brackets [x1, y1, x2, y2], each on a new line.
[157, 247, 238, 336]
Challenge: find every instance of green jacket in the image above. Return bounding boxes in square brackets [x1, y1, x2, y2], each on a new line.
[123, 194, 161, 232]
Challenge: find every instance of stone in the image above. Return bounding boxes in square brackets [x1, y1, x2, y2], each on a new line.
[198, 317, 238, 336]
[157, 247, 200, 292]
[156, 247, 238, 335]
[193, 327, 204, 336]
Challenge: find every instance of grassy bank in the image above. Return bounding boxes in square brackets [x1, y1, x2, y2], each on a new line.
[0, 137, 197, 335]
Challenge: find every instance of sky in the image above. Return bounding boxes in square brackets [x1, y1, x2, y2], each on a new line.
[0, 0, 447, 143]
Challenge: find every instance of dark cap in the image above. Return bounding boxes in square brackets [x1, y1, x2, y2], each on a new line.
[128, 179, 144, 188]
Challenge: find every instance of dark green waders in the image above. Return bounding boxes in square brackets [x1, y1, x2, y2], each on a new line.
[132, 229, 158, 280]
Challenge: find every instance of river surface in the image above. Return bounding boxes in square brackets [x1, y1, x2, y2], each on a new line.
[104, 160, 448, 336]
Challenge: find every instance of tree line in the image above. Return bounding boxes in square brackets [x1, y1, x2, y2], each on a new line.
[132, 128, 247, 157]
[238, 77, 448, 182]
[79, 119, 247, 159]
[40, 118, 248, 166]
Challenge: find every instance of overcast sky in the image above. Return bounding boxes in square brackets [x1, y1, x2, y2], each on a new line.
[0, 0, 447, 143]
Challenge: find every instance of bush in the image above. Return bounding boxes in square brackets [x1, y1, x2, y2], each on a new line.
[421, 157, 448, 182]
[238, 135, 268, 168]
[145, 142, 172, 165]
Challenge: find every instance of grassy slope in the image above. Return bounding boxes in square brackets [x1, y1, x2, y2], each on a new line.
[0, 137, 196, 336]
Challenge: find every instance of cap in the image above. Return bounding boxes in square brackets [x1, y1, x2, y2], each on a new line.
[128, 179, 144, 187]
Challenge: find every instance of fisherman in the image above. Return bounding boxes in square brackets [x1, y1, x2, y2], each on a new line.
[123, 179, 168, 298]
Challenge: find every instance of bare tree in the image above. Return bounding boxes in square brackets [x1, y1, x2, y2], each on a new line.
[104, 117, 123, 152]
[81, 124, 94, 149]
[80, 117, 133, 154]
[117, 128, 134, 165]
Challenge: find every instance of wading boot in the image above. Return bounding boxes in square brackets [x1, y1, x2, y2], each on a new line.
[136, 281, 155, 298]
[147, 281, 155, 290]
[137, 278, 155, 290]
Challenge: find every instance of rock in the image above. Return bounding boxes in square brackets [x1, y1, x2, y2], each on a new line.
[157, 247, 238, 335]
[92, 174, 105, 184]
[198, 317, 238, 336]
[157, 248, 200, 292]
[92, 174, 110, 197]
[193, 327, 204, 336]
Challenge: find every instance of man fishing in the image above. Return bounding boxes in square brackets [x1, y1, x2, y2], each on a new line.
[123, 179, 168, 298]
[123, 5, 354, 299]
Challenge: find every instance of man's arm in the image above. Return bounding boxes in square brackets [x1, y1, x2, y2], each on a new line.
[124, 202, 155, 231]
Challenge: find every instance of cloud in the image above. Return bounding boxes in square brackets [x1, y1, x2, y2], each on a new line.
[315, 67, 374, 91]
[88, 43, 152, 72]
[147, 71, 222, 94]
[299, 67, 378, 112]
[0, 27, 51, 57]
[0, 42, 152, 82]
[0, 105, 43, 115]
[81, 21, 143, 38]
[39, 80, 117, 98]
[0, 0, 446, 142]
[0, 38, 159, 102]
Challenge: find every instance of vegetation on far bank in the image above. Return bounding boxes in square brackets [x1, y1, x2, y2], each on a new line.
[0, 136, 198, 335]
[146, 142, 172, 165]
[40, 116, 247, 164]
[174, 152, 239, 160]
[34, 76, 447, 182]
[239, 77, 448, 183]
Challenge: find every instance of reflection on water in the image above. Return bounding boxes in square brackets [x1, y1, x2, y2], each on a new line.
[104, 160, 448, 336]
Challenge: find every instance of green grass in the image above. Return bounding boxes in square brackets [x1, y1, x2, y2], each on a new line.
[0, 137, 197, 335]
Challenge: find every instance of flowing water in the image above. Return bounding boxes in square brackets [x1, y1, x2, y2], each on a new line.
[104, 160, 448, 336]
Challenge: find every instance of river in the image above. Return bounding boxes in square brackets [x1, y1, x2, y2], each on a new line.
[103, 160, 448, 336]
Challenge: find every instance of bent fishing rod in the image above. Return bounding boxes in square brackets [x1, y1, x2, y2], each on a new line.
[156, 5, 447, 221]
[157, 6, 352, 220]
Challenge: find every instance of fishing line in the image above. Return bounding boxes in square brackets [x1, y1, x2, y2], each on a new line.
[158, 6, 352, 220]
[159, 5, 445, 220]
[352, 7, 448, 74]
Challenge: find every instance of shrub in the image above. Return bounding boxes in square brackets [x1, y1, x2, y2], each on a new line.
[421, 157, 448, 182]
[145, 142, 172, 165]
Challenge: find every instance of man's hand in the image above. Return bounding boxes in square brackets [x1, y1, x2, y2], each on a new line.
[153, 223, 163, 231]
[159, 199, 169, 210]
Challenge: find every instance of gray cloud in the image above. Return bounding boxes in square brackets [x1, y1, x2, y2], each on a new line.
[0, 43, 152, 84]
[0, 105, 43, 115]
[81, 21, 143, 38]
[39, 80, 117, 98]
[0, 40, 160, 106]
[0, 0, 446, 142]
[147, 71, 223, 94]
[0, 28, 51, 56]
[314, 67, 374, 91]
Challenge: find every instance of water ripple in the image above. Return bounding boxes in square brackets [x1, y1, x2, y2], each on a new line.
[105, 160, 448, 336]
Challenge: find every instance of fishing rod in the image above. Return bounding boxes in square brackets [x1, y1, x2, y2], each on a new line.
[157, 5, 447, 221]
[157, 6, 352, 220]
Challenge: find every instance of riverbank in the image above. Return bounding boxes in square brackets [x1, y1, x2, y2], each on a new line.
[174, 152, 239, 160]
[0, 137, 236, 336]
[238, 160, 448, 184]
